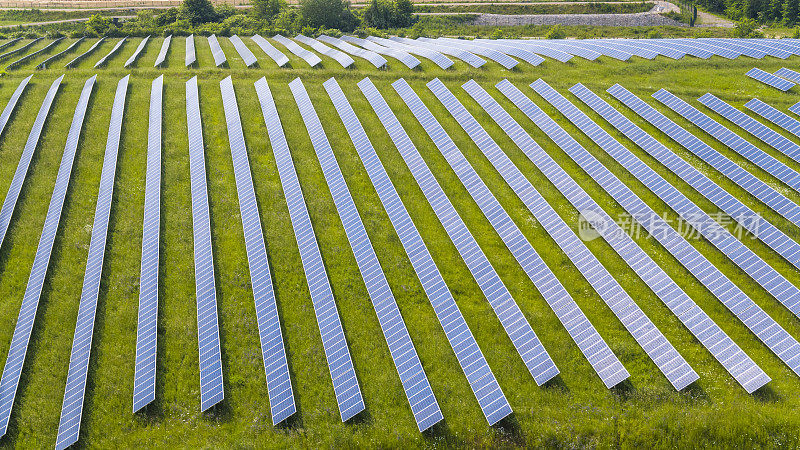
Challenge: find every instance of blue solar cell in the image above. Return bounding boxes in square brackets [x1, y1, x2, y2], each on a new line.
[125, 36, 150, 67]
[229, 35, 257, 67]
[94, 37, 127, 67]
[318, 35, 386, 68]
[55, 75, 128, 450]
[154, 35, 171, 67]
[321, 77, 444, 431]
[185, 34, 196, 66]
[273, 34, 321, 67]
[426, 37, 518, 68]
[133, 75, 163, 414]
[7, 37, 63, 70]
[0, 74, 31, 141]
[775, 67, 800, 83]
[37, 37, 83, 69]
[186, 76, 225, 412]
[495, 39, 574, 62]
[343, 36, 420, 68]
[459, 39, 544, 66]
[295, 35, 353, 68]
[251, 34, 289, 67]
[746, 68, 795, 91]
[66, 37, 105, 68]
[746, 98, 800, 161]
[207, 35, 227, 66]
[358, 77, 512, 425]
[367, 36, 453, 69]
[0, 38, 41, 62]
[400, 37, 486, 67]
[220, 76, 295, 425]
[531, 79, 770, 393]
[256, 77, 364, 422]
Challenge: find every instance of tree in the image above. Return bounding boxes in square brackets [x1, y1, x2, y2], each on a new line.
[252, 0, 287, 21]
[85, 14, 112, 35]
[299, 0, 359, 31]
[785, 0, 800, 25]
[545, 24, 566, 39]
[770, 0, 783, 20]
[394, 0, 415, 27]
[182, 0, 216, 25]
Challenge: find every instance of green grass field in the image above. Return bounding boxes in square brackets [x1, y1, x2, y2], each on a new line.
[0, 36, 797, 448]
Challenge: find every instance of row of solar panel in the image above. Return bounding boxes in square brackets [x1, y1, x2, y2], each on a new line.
[1, 73, 800, 446]
[5, 36, 800, 72]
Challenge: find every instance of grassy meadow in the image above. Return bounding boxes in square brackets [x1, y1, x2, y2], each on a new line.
[0, 36, 795, 448]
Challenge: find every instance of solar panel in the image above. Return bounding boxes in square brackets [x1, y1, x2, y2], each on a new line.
[720, 38, 791, 58]
[491, 79, 698, 390]
[0, 38, 21, 53]
[537, 40, 603, 60]
[0, 74, 32, 142]
[400, 37, 486, 67]
[294, 35, 353, 68]
[392, 78, 561, 386]
[251, 35, 289, 67]
[125, 35, 150, 67]
[133, 75, 163, 414]
[746, 98, 800, 155]
[255, 77, 363, 422]
[55, 74, 128, 450]
[154, 35, 172, 67]
[229, 35, 257, 67]
[709, 39, 767, 58]
[746, 68, 795, 91]
[646, 89, 800, 269]
[593, 39, 658, 59]
[696, 93, 800, 192]
[563, 40, 631, 61]
[0, 38, 42, 62]
[791, 102, 800, 116]
[366, 36, 453, 69]
[185, 76, 224, 412]
[37, 37, 83, 69]
[602, 39, 684, 60]
[185, 34, 196, 66]
[207, 35, 227, 67]
[342, 36, 420, 68]
[0, 75, 79, 440]
[495, 39, 574, 62]
[94, 36, 127, 67]
[457, 39, 544, 66]
[66, 37, 105, 68]
[531, 79, 770, 393]
[273, 34, 321, 67]
[317, 35, 386, 68]
[426, 37, 518, 68]
[6, 37, 63, 70]
[220, 77, 295, 425]
[653, 39, 714, 59]
[571, 83, 800, 380]
[319, 77, 444, 431]
[358, 77, 512, 425]
[667, 38, 738, 58]
[426, 79, 627, 389]
[775, 67, 800, 83]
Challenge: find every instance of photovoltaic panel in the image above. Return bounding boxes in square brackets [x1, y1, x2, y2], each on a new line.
[229, 35, 257, 67]
[295, 35, 353, 68]
[273, 34, 321, 67]
[719, 38, 791, 58]
[220, 77, 295, 425]
[531, 79, 770, 393]
[775, 67, 800, 83]
[495, 39, 574, 62]
[643, 89, 800, 270]
[746, 98, 800, 155]
[255, 77, 363, 422]
[185, 34, 196, 66]
[0, 38, 21, 53]
[6, 37, 62, 70]
[652, 39, 715, 58]
[251, 35, 289, 67]
[320, 77, 444, 431]
[563, 40, 631, 61]
[393, 79, 560, 386]
[207, 34, 227, 67]
[697, 93, 800, 192]
[572, 83, 800, 380]
[0, 74, 32, 141]
[133, 75, 163, 414]
[536, 40, 602, 60]
[124, 35, 150, 67]
[55, 74, 128, 450]
[456, 39, 544, 66]
[600, 39, 684, 60]
[592, 40, 658, 59]
[746, 68, 795, 91]
[667, 38, 738, 58]
[466, 79, 697, 390]
[318, 35, 386, 68]
[358, 77, 512, 425]
[186, 76, 224, 411]
[154, 35, 172, 67]
[94, 36, 127, 67]
[366, 36, 453, 69]
[426, 37, 517, 68]
[0, 75, 77, 440]
[37, 37, 83, 69]
[428, 78, 628, 389]
[401, 37, 486, 67]
[711, 39, 767, 58]
[342, 36, 420, 68]
[791, 102, 800, 116]
[491, 79, 698, 390]
[0, 38, 41, 62]
[66, 37, 105, 68]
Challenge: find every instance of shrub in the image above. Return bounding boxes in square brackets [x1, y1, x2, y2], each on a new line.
[545, 23, 566, 39]
[362, 0, 414, 29]
[252, 0, 287, 22]
[84, 14, 112, 36]
[182, 0, 217, 25]
[299, 0, 359, 31]
[733, 17, 763, 36]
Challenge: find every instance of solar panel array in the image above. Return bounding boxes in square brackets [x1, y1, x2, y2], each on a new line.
[133, 75, 163, 414]
[220, 76, 295, 425]
[323, 79, 446, 431]
[7, 37, 62, 70]
[492, 79, 699, 390]
[574, 85, 800, 377]
[259, 77, 364, 422]
[0, 38, 21, 53]
[427, 78, 628, 388]
[398, 37, 486, 67]
[55, 74, 129, 450]
[318, 35, 386, 68]
[229, 35, 257, 67]
[94, 37, 127, 67]
[367, 36, 453, 69]
[697, 93, 800, 192]
[208, 35, 227, 67]
[186, 76, 225, 412]
[343, 36, 420, 68]
[531, 79, 770, 393]
[775, 67, 800, 83]
[66, 37, 105, 68]
[746, 67, 795, 91]
[125, 35, 150, 67]
[0, 75, 75, 440]
[154, 35, 172, 67]
[746, 98, 800, 152]
[295, 35, 353, 68]
[251, 35, 289, 67]
[185, 34, 196, 66]
[359, 77, 513, 425]
[393, 79, 560, 386]
[0, 75, 31, 141]
[38, 37, 83, 69]
[0, 37, 41, 62]
[424, 37, 518, 69]
[273, 34, 321, 67]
